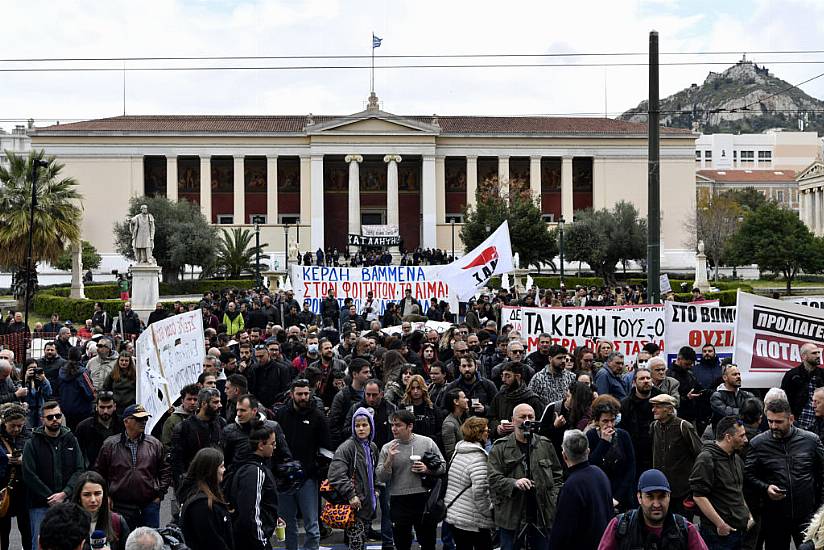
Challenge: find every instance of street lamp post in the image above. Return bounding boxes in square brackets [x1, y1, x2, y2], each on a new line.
[25, 158, 49, 332]
[254, 223, 261, 289]
[558, 217, 566, 286]
[283, 223, 290, 274]
[451, 219, 455, 261]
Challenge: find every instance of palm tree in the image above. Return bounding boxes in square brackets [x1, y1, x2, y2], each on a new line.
[0, 150, 83, 303]
[215, 227, 268, 279]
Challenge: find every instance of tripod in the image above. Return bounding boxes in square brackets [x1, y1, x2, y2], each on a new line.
[515, 426, 546, 550]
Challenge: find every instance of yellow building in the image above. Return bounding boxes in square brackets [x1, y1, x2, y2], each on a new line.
[31, 95, 698, 271]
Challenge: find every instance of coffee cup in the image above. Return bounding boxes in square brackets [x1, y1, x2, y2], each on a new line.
[409, 454, 421, 465]
[275, 518, 286, 541]
[471, 398, 480, 407]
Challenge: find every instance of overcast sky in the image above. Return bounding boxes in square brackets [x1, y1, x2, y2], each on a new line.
[2, 0, 824, 132]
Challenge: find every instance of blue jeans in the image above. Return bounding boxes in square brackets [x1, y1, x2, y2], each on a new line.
[378, 484, 394, 547]
[113, 499, 161, 529]
[699, 523, 743, 550]
[499, 526, 549, 550]
[29, 507, 49, 550]
[279, 478, 320, 550]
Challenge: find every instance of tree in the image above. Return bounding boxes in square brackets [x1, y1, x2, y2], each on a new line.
[213, 227, 269, 279]
[114, 196, 217, 282]
[0, 150, 83, 303]
[563, 201, 647, 285]
[726, 201, 824, 294]
[460, 178, 557, 270]
[53, 240, 102, 272]
[722, 187, 768, 213]
[691, 194, 743, 282]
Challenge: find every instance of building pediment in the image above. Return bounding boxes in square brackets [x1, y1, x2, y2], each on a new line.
[797, 160, 824, 182]
[306, 109, 440, 136]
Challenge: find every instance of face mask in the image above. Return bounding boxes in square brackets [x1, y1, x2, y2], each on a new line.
[308, 344, 319, 354]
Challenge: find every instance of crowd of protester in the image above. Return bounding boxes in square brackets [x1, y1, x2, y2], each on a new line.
[4, 282, 824, 550]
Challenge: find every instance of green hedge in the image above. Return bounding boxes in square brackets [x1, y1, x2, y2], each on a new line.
[672, 286, 751, 306]
[48, 279, 256, 300]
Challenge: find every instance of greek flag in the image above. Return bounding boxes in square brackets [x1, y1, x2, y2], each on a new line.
[372, 34, 383, 48]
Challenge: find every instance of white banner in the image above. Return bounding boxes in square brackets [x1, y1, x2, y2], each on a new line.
[734, 291, 824, 388]
[289, 265, 449, 315]
[362, 224, 399, 238]
[664, 301, 735, 364]
[783, 295, 824, 309]
[438, 221, 514, 301]
[136, 311, 205, 433]
[501, 304, 665, 361]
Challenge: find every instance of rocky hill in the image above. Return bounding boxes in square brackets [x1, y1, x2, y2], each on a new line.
[620, 59, 824, 134]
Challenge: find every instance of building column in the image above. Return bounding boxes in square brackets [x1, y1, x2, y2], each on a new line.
[818, 189, 824, 237]
[561, 156, 574, 222]
[266, 155, 278, 225]
[300, 155, 311, 244]
[199, 156, 212, 222]
[346, 154, 363, 252]
[466, 155, 478, 209]
[435, 156, 446, 225]
[808, 190, 816, 231]
[233, 156, 245, 225]
[800, 190, 808, 227]
[384, 155, 402, 227]
[498, 155, 510, 197]
[529, 155, 541, 202]
[422, 155, 437, 249]
[166, 156, 178, 202]
[309, 155, 324, 252]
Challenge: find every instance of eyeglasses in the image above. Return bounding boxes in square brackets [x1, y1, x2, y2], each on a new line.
[44, 413, 63, 421]
[510, 349, 524, 355]
[97, 391, 115, 400]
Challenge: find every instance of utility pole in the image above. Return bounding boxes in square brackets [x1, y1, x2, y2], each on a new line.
[647, 30, 661, 304]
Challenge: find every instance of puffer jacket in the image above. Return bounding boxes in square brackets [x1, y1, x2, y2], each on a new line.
[445, 440, 494, 531]
[87, 354, 118, 390]
[95, 432, 172, 506]
[488, 433, 563, 530]
[745, 426, 824, 520]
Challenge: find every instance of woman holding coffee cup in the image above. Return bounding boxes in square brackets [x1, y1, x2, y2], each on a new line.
[399, 375, 443, 451]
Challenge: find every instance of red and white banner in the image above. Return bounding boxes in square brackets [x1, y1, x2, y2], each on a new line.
[438, 221, 514, 301]
[734, 290, 824, 388]
[664, 301, 735, 365]
[501, 303, 665, 362]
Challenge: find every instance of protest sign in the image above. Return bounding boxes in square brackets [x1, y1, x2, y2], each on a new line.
[664, 301, 735, 364]
[290, 265, 449, 315]
[783, 295, 824, 309]
[136, 311, 205, 433]
[501, 304, 665, 361]
[734, 290, 824, 388]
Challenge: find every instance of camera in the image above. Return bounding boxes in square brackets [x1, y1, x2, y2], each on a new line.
[34, 367, 44, 376]
[520, 420, 537, 435]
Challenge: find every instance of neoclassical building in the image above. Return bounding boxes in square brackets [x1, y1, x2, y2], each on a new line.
[30, 95, 698, 271]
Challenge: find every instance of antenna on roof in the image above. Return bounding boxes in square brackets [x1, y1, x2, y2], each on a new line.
[604, 68, 608, 119]
[122, 61, 126, 116]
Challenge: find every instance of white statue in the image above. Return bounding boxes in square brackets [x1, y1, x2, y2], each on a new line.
[697, 240, 705, 255]
[129, 204, 156, 264]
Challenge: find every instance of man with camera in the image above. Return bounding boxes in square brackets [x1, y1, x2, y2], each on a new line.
[488, 403, 563, 550]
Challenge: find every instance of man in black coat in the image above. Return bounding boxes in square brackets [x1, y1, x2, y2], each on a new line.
[666, 346, 703, 424]
[620, 367, 662, 477]
[146, 302, 170, 326]
[780, 342, 824, 430]
[327, 359, 372, 448]
[248, 345, 292, 409]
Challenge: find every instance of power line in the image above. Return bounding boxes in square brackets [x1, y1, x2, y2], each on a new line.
[6, 60, 824, 73]
[3, 49, 824, 63]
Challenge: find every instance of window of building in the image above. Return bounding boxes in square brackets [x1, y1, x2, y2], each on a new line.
[250, 214, 266, 225]
[695, 150, 701, 159]
[445, 214, 464, 223]
[758, 151, 772, 166]
[740, 150, 754, 166]
[776, 190, 785, 203]
[541, 213, 555, 222]
[216, 215, 234, 225]
[704, 150, 712, 160]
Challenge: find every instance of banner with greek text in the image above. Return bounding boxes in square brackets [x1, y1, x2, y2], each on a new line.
[290, 265, 450, 315]
[783, 296, 824, 309]
[136, 311, 205, 433]
[734, 290, 824, 388]
[664, 301, 736, 365]
[501, 304, 665, 361]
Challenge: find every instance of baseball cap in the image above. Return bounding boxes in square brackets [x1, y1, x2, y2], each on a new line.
[638, 469, 671, 493]
[123, 404, 152, 419]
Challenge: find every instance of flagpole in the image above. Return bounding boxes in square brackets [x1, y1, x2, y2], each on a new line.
[371, 34, 375, 94]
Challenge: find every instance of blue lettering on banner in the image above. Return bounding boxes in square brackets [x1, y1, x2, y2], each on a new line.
[361, 266, 426, 282]
[302, 267, 351, 281]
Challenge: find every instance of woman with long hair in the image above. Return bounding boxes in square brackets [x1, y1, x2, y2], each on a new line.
[420, 343, 439, 380]
[400, 374, 443, 450]
[328, 407, 379, 550]
[384, 364, 413, 407]
[382, 350, 407, 387]
[72, 471, 131, 550]
[445, 416, 494, 550]
[58, 347, 95, 431]
[538, 381, 594, 459]
[178, 447, 234, 550]
[0, 404, 30, 550]
[102, 351, 137, 414]
[586, 394, 635, 512]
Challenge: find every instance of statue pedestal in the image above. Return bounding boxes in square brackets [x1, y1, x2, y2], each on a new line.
[69, 242, 85, 299]
[693, 251, 711, 293]
[130, 264, 161, 324]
